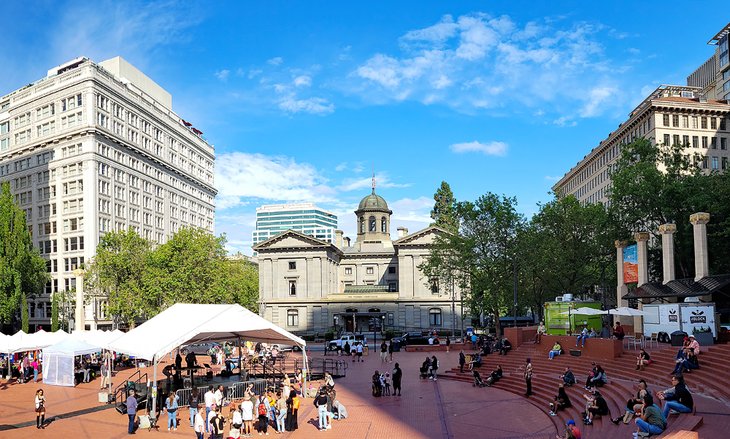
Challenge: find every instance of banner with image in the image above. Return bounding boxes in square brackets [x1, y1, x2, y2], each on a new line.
[623, 244, 638, 284]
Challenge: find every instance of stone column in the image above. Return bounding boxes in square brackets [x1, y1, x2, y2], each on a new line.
[615, 241, 629, 308]
[659, 224, 677, 284]
[635, 232, 650, 286]
[634, 233, 650, 335]
[690, 212, 710, 281]
[73, 268, 86, 332]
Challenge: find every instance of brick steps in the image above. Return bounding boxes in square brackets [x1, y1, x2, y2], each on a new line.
[438, 342, 730, 437]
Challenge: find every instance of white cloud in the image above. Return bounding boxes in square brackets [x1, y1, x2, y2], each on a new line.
[278, 96, 334, 115]
[544, 175, 561, 182]
[553, 116, 577, 127]
[214, 152, 336, 209]
[338, 174, 410, 192]
[389, 197, 434, 223]
[450, 141, 508, 156]
[215, 69, 230, 81]
[293, 75, 312, 87]
[267, 57, 284, 66]
[335, 162, 348, 172]
[349, 13, 633, 119]
[49, 2, 202, 71]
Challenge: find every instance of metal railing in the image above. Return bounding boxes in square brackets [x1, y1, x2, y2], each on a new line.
[174, 379, 267, 407]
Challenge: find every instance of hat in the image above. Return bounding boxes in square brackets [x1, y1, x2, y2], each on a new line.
[688, 335, 695, 339]
[567, 420, 576, 426]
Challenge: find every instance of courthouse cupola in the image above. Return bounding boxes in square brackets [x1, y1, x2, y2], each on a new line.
[355, 177, 392, 243]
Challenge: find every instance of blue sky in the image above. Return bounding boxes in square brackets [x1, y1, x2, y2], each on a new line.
[1, 1, 727, 255]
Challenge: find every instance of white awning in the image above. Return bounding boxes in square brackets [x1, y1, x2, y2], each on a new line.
[108, 303, 306, 361]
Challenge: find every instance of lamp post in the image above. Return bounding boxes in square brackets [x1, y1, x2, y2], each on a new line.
[381, 315, 385, 340]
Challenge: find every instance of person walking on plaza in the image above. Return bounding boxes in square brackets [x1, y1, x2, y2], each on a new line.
[165, 392, 179, 431]
[204, 386, 215, 433]
[32, 357, 40, 382]
[380, 340, 388, 363]
[126, 389, 138, 435]
[285, 389, 299, 431]
[355, 342, 363, 362]
[194, 406, 206, 439]
[257, 393, 270, 435]
[392, 363, 402, 396]
[241, 394, 254, 437]
[34, 388, 46, 429]
[189, 387, 200, 427]
[314, 388, 331, 431]
[459, 350, 466, 373]
[524, 358, 533, 397]
[388, 340, 394, 362]
[275, 390, 287, 433]
[445, 335, 451, 353]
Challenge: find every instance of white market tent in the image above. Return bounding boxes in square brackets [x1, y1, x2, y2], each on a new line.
[43, 338, 101, 387]
[109, 303, 306, 360]
[108, 303, 307, 417]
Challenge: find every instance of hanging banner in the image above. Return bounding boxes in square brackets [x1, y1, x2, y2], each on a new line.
[623, 244, 638, 284]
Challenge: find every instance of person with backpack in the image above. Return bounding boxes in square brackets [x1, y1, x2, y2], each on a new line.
[314, 388, 330, 430]
[209, 405, 225, 439]
[257, 393, 270, 435]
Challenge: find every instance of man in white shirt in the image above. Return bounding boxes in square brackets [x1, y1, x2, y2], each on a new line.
[204, 385, 215, 433]
[214, 385, 224, 408]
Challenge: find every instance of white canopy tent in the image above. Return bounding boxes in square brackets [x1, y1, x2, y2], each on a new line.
[109, 303, 307, 418]
[607, 307, 646, 317]
[43, 338, 101, 386]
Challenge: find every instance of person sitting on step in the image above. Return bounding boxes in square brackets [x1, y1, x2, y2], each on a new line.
[549, 384, 572, 416]
[561, 367, 576, 386]
[549, 341, 563, 360]
[582, 389, 610, 425]
[636, 349, 651, 371]
[485, 365, 503, 387]
[612, 379, 649, 425]
[634, 394, 666, 437]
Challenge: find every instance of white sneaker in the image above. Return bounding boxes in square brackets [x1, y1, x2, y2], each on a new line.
[549, 411, 556, 416]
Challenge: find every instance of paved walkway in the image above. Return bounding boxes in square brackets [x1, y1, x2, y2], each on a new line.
[0, 346, 557, 439]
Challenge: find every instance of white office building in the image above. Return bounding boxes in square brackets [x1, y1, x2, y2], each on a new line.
[0, 56, 216, 330]
[252, 203, 338, 248]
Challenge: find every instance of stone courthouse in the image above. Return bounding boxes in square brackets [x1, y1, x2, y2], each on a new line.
[253, 187, 462, 335]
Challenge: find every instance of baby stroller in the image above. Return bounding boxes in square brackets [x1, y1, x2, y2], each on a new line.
[473, 370, 486, 388]
[419, 365, 429, 380]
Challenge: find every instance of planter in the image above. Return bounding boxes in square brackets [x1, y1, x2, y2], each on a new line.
[693, 332, 714, 346]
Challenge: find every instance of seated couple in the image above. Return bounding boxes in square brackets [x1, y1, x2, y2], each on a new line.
[584, 363, 607, 391]
[576, 327, 596, 348]
[582, 389, 610, 425]
[672, 347, 699, 375]
[611, 379, 649, 425]
[473, 365, 502, 387]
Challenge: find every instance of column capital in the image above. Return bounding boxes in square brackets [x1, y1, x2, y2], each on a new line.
[614, 240, 628, 248]
[72, 268, 85, 278]
[634, 232, 650, 242]
[658, 223, 677, 234]
[690, 212, 710, 225]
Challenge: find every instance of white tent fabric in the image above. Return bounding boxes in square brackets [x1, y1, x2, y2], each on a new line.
[70, 329, 124, 350]
[7, 330, 33, 353]
[109, 303, 306, 361]
[43, 337, 101, 387]
[607, 307, 646, 317]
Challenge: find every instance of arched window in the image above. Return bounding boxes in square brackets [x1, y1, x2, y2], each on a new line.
[429, 308, 442, 327]
[359, 217, 365, 233]
[369, 216, 376, 232]
[287, 309, 299, 327]
[381, 217, 386, 233]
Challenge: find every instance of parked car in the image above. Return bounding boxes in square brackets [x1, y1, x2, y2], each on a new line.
[328, 333, 368, 351]
[392, 331, 430, 346]
[182, 342, 220, 355]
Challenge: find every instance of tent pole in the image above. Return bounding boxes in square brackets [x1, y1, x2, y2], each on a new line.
[301, 345, 308, 398]
[237, 336, 242, 377]
[151, 354, 158, 421]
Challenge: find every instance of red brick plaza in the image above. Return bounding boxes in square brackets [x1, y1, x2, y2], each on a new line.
[1, 340, 727, 438]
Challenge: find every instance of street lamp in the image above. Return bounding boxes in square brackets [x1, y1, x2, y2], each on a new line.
[381, 315, 386, 339]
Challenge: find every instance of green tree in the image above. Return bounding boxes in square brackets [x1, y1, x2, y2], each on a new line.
[144, 227, 229, 308]
[215, 258, 259, 312]
[21, 293, 29, 332]
[423, 193, 524, 335]
[520, 195, 614, 317]
[430, 181, 459, 233]
[51, 295, 59, 332]
[86, 229, 153, 327]
[0, 182, 49, 326]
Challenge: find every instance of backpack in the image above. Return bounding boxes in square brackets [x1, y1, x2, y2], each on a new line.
[258, 399, 267, 416]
